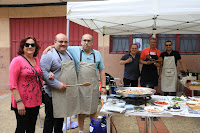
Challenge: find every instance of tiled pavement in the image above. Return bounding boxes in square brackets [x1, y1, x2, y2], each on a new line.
[137, 116, 169, 133]
[0, 89, 10, 96]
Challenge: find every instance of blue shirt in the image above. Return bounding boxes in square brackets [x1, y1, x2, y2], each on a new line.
[67, 46, 105, 76]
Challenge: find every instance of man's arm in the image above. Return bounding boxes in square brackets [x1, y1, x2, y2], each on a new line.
[99, 69, 106, 94]
[139, 58, 152, 65]
[178, 59, 187, 72]
[43, 45, 55, 54]
[40, 53, 66, 90]
[119, 58, 132, 65]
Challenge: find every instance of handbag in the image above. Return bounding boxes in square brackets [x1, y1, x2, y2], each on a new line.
[21, 55, 47, 103]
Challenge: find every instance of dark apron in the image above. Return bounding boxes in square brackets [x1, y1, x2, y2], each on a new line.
[141, 50, 158, 88]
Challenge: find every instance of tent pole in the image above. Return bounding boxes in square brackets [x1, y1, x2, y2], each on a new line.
[64, 18, 70, 133]
[103, 34, 105, 61]
[67, 19, 70, 45]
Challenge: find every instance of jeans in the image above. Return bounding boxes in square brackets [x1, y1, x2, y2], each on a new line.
[123, 78, 138, 87]
[43, 94, 64, 133]
[13, 106, 40, 133]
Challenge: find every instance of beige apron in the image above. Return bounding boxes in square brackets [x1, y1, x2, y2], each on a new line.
[77, 61, 99, 114]
[161, 56, 177, 92]
[52, 60, 79, 118]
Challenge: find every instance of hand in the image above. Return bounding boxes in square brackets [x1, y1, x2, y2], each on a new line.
[17, 102, 26, 115]
[146, 60, 152, 65]
[126, 58, 132, 63]
[58, 82, 66, 90]
[49, 71, 55, 80]
[100, 88, 107, 95]
[43, 46, 53, 54]
[159, 75, 161, 80]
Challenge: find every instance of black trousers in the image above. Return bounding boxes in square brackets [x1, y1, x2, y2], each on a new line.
[123, 78, 138, 87]
[164, 92, 176, 96]
[43, 94, 64, 133]
[13, 106, 40, 133]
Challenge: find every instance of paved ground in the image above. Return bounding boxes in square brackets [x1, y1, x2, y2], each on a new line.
[1, 91, 200, 133]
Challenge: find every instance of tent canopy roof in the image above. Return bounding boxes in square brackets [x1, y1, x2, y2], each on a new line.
[67, 0, 200, 35]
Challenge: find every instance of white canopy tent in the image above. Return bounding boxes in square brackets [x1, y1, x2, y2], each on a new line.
[67, 0, 200, 60]
[67, 0, 200, 35]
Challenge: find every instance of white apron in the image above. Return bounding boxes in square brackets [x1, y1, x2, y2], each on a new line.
[52, 52, 79, 118]
[161, 56, 177, 92]
[77, 51, 99, 114]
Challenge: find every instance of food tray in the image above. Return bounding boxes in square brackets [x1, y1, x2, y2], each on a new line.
[115, 87, 156, 98]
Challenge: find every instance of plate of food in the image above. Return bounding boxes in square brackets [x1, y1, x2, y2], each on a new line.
[165, 105, 183, 112]
[186, 101, 199, 105]
[144, 106, 164, 113]
[171, 97, 184, 102]
[154, 101, 169, 106]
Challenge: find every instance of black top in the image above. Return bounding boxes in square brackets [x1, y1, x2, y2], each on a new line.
[120, 52, 140, 80]
[160, 50, 181, 66]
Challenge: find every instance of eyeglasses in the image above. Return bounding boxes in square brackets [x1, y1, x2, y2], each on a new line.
[24, 43, 36, 47]
[57, 41, 68, 44]
[165, 44, 172, 46]
[83, 39, 92, 43]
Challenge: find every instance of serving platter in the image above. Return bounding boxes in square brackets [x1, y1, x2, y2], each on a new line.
[144, 106, 164, 113]
[154, 101, 170, 106]
[115, 87, 156, 98]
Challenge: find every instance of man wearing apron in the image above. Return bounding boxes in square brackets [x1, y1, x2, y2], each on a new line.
[160, 40, 187, 96]
[43, 34, 106, 133]
[40, 33, 77, 133]
[67, 34, 106, 133]
[140, 38, 161, 90]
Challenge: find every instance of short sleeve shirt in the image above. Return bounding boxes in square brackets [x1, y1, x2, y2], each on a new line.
[140, 48, 161, 60]
[160, 50, 181, 66]
[121, 52, 140, 80]
[9, 56, 43, 108]
[67, 46, 105, 76]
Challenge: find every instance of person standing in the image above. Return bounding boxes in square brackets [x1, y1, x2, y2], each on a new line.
[140, 38, 161, 90]
[119, 44, 140, 87]
[43, 34, 106, 133]
[40, 33, 77, 133]
[9, 37, 42, 133]
[160, 40, 187, 96]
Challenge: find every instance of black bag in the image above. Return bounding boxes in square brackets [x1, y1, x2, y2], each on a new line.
[21, 55, 47, 104]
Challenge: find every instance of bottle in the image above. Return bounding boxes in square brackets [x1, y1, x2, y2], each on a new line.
[106, 85, 110, 95]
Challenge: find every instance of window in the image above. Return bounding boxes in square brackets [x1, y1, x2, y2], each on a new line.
[180, 34, 199, 52]
[110, 35, 129, 54]
[157, 34, 176, 51]
[110, 34, 200, 54]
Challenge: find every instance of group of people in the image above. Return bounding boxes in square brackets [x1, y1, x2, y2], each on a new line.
[9, 33, 106, 133]
[120, 38, 187, 96]
[8, 34, 187, 133]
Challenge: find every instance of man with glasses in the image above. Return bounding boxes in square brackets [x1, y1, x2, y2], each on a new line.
[160, 40, 187, 96]
[43, 33, 106, 133]
[40, 33, 75, 133]
[120, 44, 140, 87]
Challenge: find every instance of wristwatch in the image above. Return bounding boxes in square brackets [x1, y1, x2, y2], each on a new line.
[15, 99, 22, 103]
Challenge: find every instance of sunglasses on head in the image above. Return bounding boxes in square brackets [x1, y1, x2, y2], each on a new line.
[165, 44, 172, 46]
[24, 43, 36, 47]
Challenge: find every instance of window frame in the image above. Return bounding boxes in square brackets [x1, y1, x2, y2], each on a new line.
[110, 34, 200, 54]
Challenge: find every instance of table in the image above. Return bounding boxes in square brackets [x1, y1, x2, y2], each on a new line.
[100, 95, 200, 133]
[185, 83, 200, 97]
